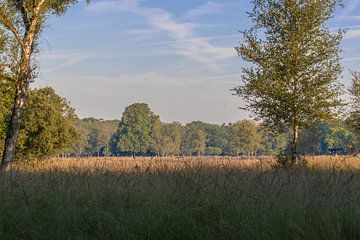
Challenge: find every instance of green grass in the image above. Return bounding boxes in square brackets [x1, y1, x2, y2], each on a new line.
[1, 160, 360, 239]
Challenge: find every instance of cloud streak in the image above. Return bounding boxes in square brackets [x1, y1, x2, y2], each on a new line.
[344, 28, 360, 39]
[87, 0, 234, 67]
[182, 1, 224, 19]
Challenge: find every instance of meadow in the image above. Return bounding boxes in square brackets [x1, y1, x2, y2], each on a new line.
[1, 156, 360, 240]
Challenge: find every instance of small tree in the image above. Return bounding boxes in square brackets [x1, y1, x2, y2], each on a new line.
[0, 0, 89, 167]
[234, 0, 343, 165]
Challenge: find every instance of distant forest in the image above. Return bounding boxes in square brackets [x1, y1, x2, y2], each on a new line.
[68, 104, 358, 158]
[1, 87, 355, 159]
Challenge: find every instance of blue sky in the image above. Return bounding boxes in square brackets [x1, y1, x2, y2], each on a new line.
[33, 0, 360, 124]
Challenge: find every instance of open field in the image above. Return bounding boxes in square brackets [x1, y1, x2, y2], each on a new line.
[2, 156, 360, 240]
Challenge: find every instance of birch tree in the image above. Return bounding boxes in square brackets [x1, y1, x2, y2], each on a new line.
[234, 0, 344, 165]
[0, 0, 89, 167]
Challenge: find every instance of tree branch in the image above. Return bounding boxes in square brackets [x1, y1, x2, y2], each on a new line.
[0, 17, 25, 51]
[17, 0, 30, 30]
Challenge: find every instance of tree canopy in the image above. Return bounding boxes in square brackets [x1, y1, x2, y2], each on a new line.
[234, 0, 344, 165]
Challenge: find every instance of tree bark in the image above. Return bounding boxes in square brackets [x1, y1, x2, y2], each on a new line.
[1, 85, 28, 168]
[1, 44, 32, 167]
[291, 125, 299, 167]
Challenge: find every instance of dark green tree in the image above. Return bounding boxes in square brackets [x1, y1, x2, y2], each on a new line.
[15, 87, 78, 160]
[204, 124, 227, 156]
[259, 129, 288, 156]
[181, 122, 206, 156]
[114, 103, 159, 157]
[234, 0, 344, 165]
[325, 126, 355, 154]
[0, 77, 14, 159]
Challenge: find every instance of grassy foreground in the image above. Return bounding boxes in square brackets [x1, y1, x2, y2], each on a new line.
[1, 157, 360, 240]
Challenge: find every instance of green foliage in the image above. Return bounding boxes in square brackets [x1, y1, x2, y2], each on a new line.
[181, 122, 207, 156]
[0, 77, 14, 156]
[234, 0, 344, 161]
[259, 130, 288, 156]
[113, 103, 160, 156]
[226, 120, 263, 156]
[297, 122, 356, 155]
[15, 87, 78, 160]
[325, 127, 355, 153]
[70, 118, 118, 157]
[298, 122, 330, 155]
[158, 122, 182, 156]
[347, 71, 360, 137]
[203, 124, 227, 156]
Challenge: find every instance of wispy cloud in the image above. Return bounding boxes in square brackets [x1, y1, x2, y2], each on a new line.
[338, 0, 360, 19]
[182, 1, 223, 19]
[344, 28, 360, 39]
[38, 50, 91, 74]
[342, 56, 360, 62]
[87, 0, 234, 67]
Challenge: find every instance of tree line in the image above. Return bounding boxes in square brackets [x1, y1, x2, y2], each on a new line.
[2, 89, 358, 159]
[72, 103, 360, 158]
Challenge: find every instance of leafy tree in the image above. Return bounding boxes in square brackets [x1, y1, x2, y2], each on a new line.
[226, 120, 262, 157]
[0, 77, 14, 159]
[298, 122, 330, 155]
[15, 87, 78, 160]
[347, 71, 360, 153]
[347, 72, 360, 134]
[259, 129, 288, 156]
[0, 0, 90, 167]
[158, 122, 182, 156]
[204, 124, 227, 156]
[325, 126, 355, 154]
[149, 115, 162, 156]
[233, 0, 343, 165]
[68, 119, 90, 157]
[68, 118, 119, 157]
[113, 103, 159, 156]
[181, 122, 206, 156]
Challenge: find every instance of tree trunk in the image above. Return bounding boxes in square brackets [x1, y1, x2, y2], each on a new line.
[291, 125, 299, 167]
[1, 86, 28, 168]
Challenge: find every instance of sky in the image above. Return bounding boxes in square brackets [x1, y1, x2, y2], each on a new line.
[33, 0, 360, 124]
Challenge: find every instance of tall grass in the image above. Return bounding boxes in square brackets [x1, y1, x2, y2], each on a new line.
[1, 157, 360, 240]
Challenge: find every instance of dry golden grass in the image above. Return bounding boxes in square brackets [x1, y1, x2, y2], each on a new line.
[3, 155, 360, 239]
[15, 155, 360, 172]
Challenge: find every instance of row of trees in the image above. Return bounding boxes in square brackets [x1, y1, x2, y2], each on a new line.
[1, 85, 359, 159]
[67, 103, 360, 158]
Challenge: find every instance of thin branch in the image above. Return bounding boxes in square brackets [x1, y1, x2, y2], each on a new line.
[0, 17, 25, 51]
[0, 63, 18, 73]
